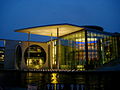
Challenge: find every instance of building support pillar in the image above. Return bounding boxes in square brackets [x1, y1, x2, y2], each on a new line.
[56, 28, 60, 69]
[85, 30, 88, 70]
[27, 32, 31, 68]
[49, 33, 53, 69]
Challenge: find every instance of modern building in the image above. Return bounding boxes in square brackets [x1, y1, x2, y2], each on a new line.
[0, 24, 120, 70]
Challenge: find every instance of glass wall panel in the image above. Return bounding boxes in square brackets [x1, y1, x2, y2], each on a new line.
[59, 31, 86, 70]
[51, 29, 119, 70]
[87, 30, 118, 69]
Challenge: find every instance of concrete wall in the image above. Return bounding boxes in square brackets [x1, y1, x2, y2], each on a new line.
[20, 41, 48, 70]
[4, 40, 49, 70]
[4, 40, 20, 70]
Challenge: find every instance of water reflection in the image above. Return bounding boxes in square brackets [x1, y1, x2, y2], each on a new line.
[51, 73, 58, 84]
[0, 71, 119, 90]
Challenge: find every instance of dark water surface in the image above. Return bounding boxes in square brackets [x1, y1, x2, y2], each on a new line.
[0, 71, 119, 90]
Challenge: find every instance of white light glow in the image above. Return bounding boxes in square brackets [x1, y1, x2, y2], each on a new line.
[76, 38, 97, 42]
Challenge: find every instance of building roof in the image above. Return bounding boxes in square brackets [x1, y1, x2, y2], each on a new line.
[15, 23, 84, 37]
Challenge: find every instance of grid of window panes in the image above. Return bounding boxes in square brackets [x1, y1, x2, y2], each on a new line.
[52, 30, 118, 70]
[60, 30, 86, 70]
[87, 30, 118, 68]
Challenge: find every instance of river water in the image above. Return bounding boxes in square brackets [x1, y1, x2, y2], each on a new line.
[0, 71, 119, 90]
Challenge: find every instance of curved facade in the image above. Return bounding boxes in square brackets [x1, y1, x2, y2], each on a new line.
[20, 41, 48, 70]
[24, 45, 46, 69]
[4, 40, 48, 70]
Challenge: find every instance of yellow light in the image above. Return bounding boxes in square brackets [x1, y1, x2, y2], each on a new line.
[87, 38, 97, 41]
[15, 24, 84, 37]
[77, 65, 85, 71]
[51, 73, 58, 84]
[77, 65, 84, 68]
[76, 38, 85, 42]
[35, 65, 40, 69]
[76, 38, 97, 42]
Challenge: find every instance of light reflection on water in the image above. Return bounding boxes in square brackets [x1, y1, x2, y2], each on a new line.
[0, 71, 119, 90]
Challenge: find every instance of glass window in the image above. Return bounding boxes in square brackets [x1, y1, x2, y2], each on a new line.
[24, 45, 46, 69]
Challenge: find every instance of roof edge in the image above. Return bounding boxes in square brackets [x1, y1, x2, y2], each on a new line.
[15, 23, 82, 32]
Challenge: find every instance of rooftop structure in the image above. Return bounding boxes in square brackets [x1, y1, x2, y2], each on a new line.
[15, 24, 84, 37]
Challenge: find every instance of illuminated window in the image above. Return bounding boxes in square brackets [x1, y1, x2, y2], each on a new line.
[0, 47, 4, 62]
[24, 45, 46, 69]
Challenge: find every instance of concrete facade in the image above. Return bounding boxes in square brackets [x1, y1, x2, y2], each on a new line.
[4, 40, 49, 70]
[4, 40, 20, 69]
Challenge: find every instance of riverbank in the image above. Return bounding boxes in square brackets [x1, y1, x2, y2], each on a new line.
[1, 64, 120, 73]
[0, 68, 120, 73]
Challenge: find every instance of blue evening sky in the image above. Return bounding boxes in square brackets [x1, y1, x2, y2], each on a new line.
[0, 0, 120, 42]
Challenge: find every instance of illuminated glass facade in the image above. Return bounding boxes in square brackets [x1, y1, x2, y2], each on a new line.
[14, 24, 120, 70]
[51, 28, 119, 70]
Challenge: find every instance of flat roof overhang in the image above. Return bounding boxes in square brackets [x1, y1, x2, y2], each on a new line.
[15, 24, 84, 37]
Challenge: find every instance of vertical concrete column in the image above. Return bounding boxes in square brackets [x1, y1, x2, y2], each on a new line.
[85, 30, 88, 70]
[49, 33, 53, 69]
[56, 28, 60, 69]
[27, 32, 30, 68]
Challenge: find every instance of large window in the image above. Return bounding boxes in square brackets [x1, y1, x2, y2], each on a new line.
[87, 30, 118, 67]
[51, 29, 118, 70]
[59, 31, 86, 70]
[0, 40, 5, 69]
[0, 40, 5, 62]
[0, 47, 4, 62]
[24, 45, 46, 69]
